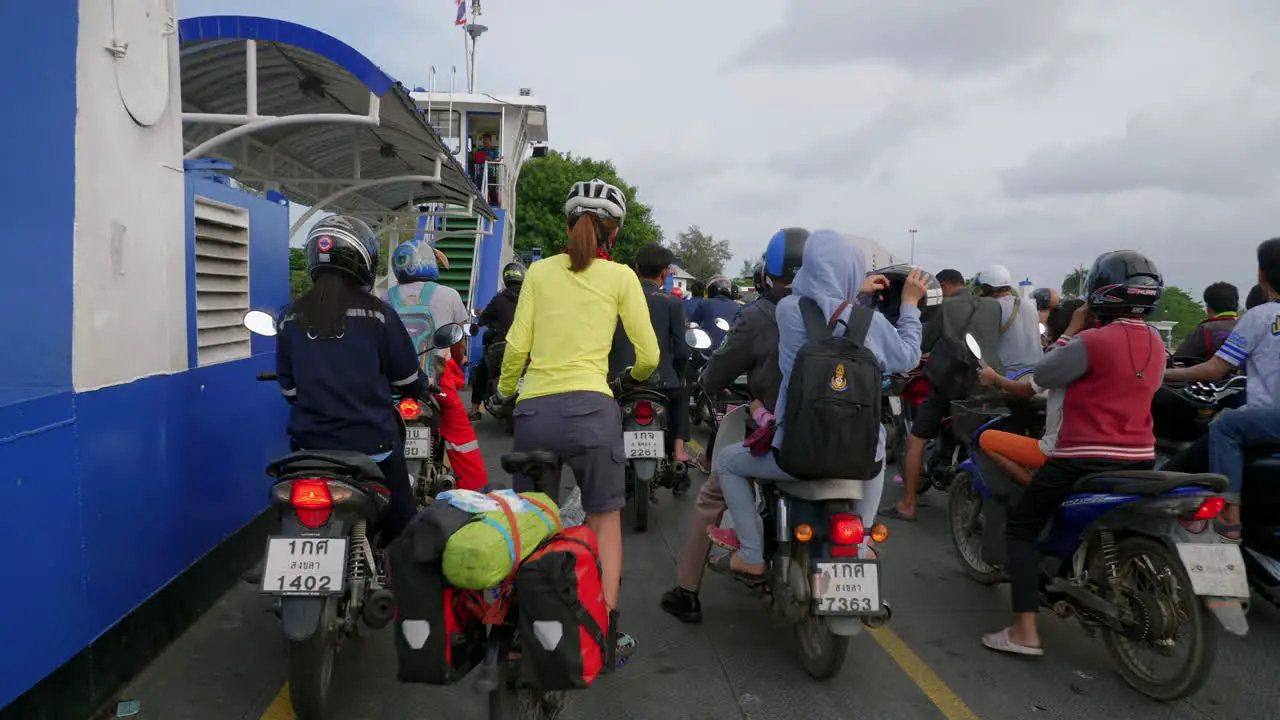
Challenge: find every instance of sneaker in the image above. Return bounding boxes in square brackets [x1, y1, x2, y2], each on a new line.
[660, 587, 703, 624]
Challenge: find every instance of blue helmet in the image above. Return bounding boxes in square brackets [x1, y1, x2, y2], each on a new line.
[763, 227, 809, 281]
[391, 239, 440, 283]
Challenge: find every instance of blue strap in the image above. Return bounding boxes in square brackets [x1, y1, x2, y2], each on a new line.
[480, 515, 518, 567]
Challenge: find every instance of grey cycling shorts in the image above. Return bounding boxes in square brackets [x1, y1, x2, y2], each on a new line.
[511, 390, 626, 514]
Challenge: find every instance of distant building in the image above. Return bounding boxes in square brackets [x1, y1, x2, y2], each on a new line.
[669, 264, 695, 293]
[846, 234, 907, 270]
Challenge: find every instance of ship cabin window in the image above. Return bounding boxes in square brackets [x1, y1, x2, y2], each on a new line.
[467, 113, 503, 206]
[426, 109, 462, 154]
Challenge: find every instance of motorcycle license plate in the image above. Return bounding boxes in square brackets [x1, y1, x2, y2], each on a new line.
[1176, 543, 1249, 598]
[623, 430, 664, 459]
[888, 396, 902, 414]
[261, 536, 348, 596]
[813, 560, 881, 615]
[404, 426, 431, 459]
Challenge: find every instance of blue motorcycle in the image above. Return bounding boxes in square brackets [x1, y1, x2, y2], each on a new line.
[945, 340, 1248, 701]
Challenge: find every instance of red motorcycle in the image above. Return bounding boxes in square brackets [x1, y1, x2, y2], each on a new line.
[889, 355, 964, 496]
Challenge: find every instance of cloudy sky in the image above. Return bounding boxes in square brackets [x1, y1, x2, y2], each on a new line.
[181, 0, 1279, 298]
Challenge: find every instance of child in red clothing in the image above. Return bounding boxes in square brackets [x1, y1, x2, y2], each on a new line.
[982, 251, 1167, 658]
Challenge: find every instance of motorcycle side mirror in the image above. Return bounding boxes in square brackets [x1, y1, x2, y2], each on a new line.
[687, 328, 712, 350]
[243, 310, 277, 337]
[964, 333, 986, 367]
[714, 317, 731, 331]
[431, 323, 466, 350]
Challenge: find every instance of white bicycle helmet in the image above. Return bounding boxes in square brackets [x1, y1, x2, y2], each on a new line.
[565, 178, 627, 226]
[974, 264, 1013, 289]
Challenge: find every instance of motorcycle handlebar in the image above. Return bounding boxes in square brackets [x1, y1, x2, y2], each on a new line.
[256, 372, 277, 381]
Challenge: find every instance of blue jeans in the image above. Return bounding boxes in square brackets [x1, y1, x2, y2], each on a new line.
[716, 444, 885, 565]
[1209, 407, 1280, 503]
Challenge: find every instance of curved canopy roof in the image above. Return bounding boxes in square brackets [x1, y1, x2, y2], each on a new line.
[178, 16, 493, 221]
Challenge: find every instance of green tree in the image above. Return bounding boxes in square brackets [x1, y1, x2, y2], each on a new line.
[513, 150, 663, 263]
[739, 258, 757, 277]
[1149, 286, 1205, 347]
[1062, 265, 1088, 298]
[668, 225, 732, 280]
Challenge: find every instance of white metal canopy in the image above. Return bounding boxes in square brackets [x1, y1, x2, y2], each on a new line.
[178, 15, 494, 228]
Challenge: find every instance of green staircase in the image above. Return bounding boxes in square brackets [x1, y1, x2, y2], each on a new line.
[433, 212, 481, 306]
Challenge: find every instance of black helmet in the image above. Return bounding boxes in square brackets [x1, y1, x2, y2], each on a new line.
[764, 227, 809, 281]
[730, 283, 741, 300]
[305, 215, 379, 288]
[1032, 287, 1056, 312]
[305, 213, 378, 286]
[751, 263, 767, 294]
[1083, 250, 1163, 318]
[502, 262, 526, 289]
[705, 275, 733, 299]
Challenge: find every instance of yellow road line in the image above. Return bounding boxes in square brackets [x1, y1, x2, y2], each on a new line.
[259, 683, 293, 720]
[868, 626, 981, 720]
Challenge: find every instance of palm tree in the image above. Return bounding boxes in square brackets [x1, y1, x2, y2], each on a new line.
[1062, 265, 1089, 298]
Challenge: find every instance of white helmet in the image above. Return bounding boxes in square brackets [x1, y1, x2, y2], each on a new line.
[974, 264, 1013, 289]
[565, 178, 627, 226]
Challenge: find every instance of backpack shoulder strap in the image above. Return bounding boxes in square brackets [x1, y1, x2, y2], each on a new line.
[799, 297, 832, 340]
[841, 306, 875, 345]
[418, 282, 437, 307]
[999, 296, 1021, 335]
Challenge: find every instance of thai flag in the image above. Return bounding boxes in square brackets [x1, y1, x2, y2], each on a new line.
[455, 0, 467, 26]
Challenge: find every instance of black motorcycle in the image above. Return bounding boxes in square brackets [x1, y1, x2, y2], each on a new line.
[1154, 376, 1280, 605]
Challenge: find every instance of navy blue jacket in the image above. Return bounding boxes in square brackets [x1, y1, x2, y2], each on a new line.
[690, 296, 742, 349]
[609, 280, 690, 389]
[277, 301, 426, 455]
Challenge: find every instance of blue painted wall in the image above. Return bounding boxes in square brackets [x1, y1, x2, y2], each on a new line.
[0, 171, 292, 708]
[469, 208, 506, 367]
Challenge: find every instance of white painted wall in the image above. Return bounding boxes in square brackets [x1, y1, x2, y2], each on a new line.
[73, 0, 188, 391]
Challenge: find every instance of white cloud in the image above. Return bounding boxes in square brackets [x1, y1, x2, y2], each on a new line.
[179, 0, 1280, 297]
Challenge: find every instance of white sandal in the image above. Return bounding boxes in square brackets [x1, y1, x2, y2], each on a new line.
[981, 627, 1044, 657]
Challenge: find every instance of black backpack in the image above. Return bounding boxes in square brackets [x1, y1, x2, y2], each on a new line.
[923, 300, 980, 399]
[776, 298, 883, 480]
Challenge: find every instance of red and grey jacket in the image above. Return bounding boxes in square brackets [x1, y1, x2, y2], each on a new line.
[1034, 319, 1166, 462]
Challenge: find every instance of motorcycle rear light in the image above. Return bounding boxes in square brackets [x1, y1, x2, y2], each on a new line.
[634, 400, 654, 426]
[397, 397, 421, 421]
[291, 478, 333, 529]
[830, 513, 865, 546]
[1191, 496, 1226, 520]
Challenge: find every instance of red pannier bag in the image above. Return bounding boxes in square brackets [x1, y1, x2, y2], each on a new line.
[387, 541, 485, 684]
[512, 525, 609, 690]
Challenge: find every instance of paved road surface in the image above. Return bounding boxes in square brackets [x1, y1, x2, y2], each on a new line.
[117, 421, 1280, 720]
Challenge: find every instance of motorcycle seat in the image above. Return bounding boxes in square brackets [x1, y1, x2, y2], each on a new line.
[776, 479, 867, 501]
[500, 450, 560, 476]
[1072, 470, 1227, 495]
[266, 450, 386, 482]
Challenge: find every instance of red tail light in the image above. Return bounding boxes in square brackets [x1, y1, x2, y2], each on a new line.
[831, 513, 865, 546]
[1191, 496, 1226, 520]
[291, 479, 333, 528]
[397, 397, 421, 421]
[634, 400, 654, 426]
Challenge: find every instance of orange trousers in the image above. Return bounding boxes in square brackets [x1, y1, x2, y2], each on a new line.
[978, 430, 1047, 470]
[438, 359, 488, 491]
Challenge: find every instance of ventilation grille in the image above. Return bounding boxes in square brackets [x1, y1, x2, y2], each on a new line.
[192, 196, 251, 366]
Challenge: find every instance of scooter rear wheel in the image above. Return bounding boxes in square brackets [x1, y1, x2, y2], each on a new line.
[287, 599, 338, 720]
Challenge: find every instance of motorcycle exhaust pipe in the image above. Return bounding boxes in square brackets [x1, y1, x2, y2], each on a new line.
[362, 589, 396, 629]
[669, 460, 688, 477]
[862, 601, 892, 629]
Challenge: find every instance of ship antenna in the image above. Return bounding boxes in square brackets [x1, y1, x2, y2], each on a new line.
[463, 0, 488, 93]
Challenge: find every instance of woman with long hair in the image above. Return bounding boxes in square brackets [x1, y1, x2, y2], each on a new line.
[493, 178, 661, 666]
[275, 215, 427, 538]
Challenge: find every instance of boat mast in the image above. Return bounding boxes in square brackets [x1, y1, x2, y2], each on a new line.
[463, 0, 488, 93]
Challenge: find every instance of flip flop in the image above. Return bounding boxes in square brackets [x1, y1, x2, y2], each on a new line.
[708, 552, 767, 587]
[879, 505, 917, 523]
[981, 627, 1044, 657]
